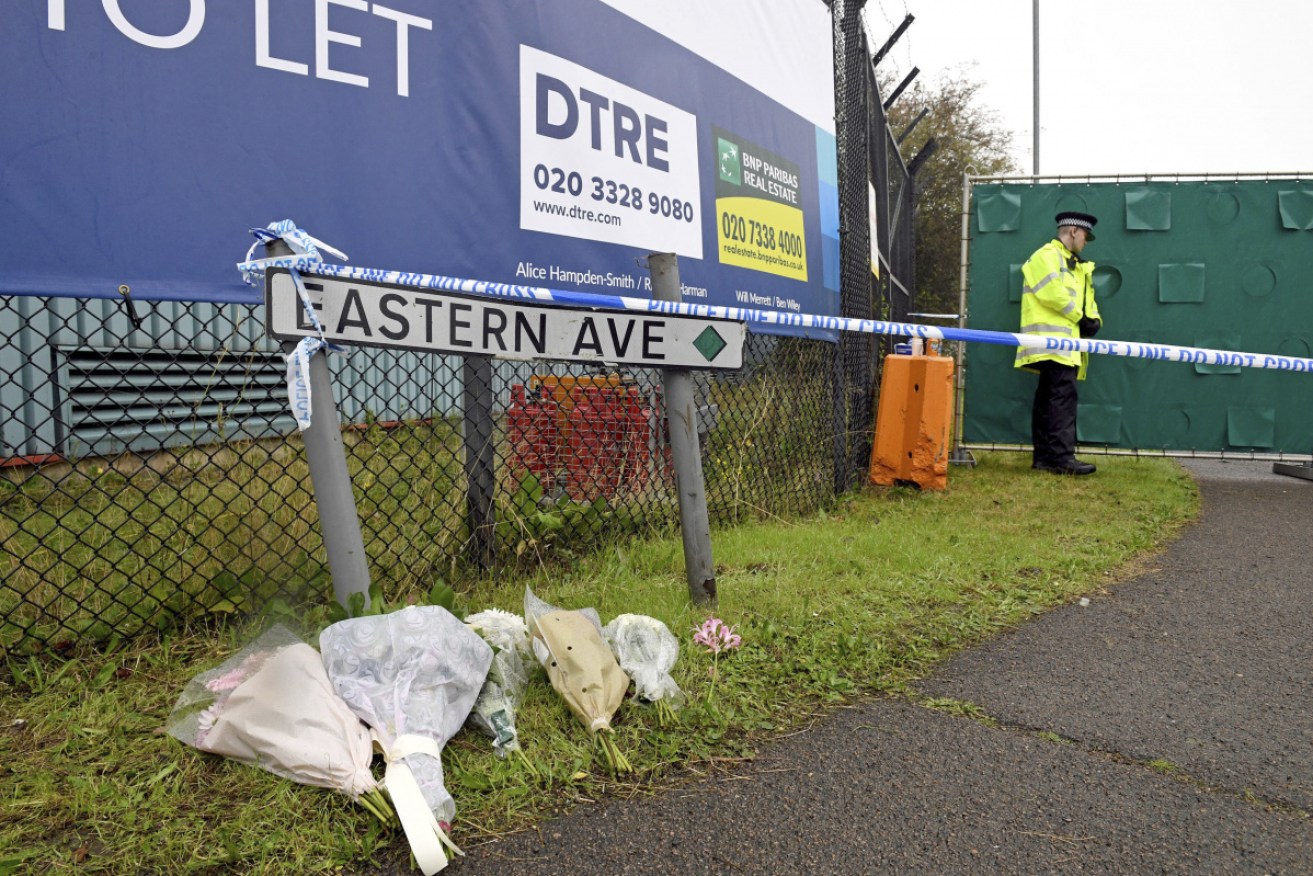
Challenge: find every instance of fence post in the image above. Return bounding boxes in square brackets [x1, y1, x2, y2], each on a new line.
[832, 0, 877, 495]
[647, 253, 716, 605]
[462, 355, 497, 568]
[268, 241, 371, 610]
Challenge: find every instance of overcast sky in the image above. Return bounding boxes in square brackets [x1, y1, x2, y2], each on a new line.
[864, 0, 1313, 177]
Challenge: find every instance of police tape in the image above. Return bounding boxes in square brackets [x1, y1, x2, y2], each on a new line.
[242, 221, 1313, 376]
[238, 221, 350, 431]
[238, 220, 349, 286]
[299, 262, 1313, 374]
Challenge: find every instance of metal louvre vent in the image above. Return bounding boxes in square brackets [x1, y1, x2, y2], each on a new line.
[58, 346, 292, 457]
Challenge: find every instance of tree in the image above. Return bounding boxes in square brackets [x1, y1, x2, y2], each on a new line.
[883, 69, 1019, 316]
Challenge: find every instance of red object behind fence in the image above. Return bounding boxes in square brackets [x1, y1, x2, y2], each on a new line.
[506, 384, 558, 489]
[507, 378, 659, 501]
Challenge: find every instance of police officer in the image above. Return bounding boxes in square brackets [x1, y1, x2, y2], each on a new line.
[1014, 211, 1101, 475]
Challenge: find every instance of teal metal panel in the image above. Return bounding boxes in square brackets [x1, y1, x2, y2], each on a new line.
[0, 296, 61, 457]
[964, 177, 1313, 455]
[333, 350, 463, 424]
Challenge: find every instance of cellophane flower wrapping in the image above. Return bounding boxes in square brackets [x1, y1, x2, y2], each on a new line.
[319, 606, 492, 827]
[602, 614, 684, 707]
[524, 586, 605, 647]
[523, 587, 628, 735]
[464, 609, 534, 756]
[166, 625, 377, 798]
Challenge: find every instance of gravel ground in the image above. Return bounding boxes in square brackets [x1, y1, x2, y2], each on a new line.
[383, 458, 1313, 875]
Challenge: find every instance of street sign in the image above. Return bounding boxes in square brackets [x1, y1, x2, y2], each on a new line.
[265, 270, 745, 369]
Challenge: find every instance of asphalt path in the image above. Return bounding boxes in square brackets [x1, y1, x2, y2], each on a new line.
[431, 458, 1313, 875]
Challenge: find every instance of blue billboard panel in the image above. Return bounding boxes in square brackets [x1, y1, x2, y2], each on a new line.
[1, 1, 839, 334]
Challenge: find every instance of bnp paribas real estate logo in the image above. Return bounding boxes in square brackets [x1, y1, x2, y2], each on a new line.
[717, 137, 741, 186]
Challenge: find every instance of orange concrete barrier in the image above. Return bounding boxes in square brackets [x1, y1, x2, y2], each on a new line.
[868, 348, 955, 491]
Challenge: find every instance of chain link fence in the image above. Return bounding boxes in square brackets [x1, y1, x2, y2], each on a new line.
[0, 297, 840, 653]
[0, 4, 912, 655]
[832, 0, 877, 493]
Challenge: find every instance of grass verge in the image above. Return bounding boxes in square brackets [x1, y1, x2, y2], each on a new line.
[0, 452, 1198, 875]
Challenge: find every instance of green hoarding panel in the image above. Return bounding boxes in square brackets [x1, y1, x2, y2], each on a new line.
[964, 178, 1313, 454]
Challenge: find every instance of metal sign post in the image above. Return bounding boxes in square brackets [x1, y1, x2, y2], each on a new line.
[292, 340, 373, 609]
[647, 253, 717, 606]
[463, 354, 497, 568]
[264, 247, 371, 611]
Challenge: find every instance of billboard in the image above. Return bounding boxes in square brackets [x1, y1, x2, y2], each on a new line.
[1, 0, 840, 334]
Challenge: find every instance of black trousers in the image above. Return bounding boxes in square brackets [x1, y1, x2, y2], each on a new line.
[1031, 360, 1079, 467]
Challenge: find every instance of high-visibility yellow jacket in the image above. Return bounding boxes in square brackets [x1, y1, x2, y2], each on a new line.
[1014, 238, 1100, 379]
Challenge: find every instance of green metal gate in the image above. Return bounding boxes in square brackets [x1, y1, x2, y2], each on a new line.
[962, 174, 1313, 457]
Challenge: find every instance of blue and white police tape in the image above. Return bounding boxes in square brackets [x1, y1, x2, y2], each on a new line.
[285, 336, 331, 432]
[298, 261, 1313, 374]
[237, 219, 349, 286]
[237, 221, 350, 431]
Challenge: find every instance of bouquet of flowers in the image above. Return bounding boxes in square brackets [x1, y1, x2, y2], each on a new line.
[602, 614, 684, 726]
[524, 587, 631, 773]
[463, 608, 535, 768]
[165, 625, 393, 823]
[320, 606, 493, 875]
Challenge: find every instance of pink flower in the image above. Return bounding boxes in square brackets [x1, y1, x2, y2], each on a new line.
[195, 702, 223, 748]
[205, 667, 248, 693]
[692, 617, 742, 654]
[204, 652, 267, 693]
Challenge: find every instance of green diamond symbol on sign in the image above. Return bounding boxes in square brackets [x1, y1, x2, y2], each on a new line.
[693, 326, 727, 362]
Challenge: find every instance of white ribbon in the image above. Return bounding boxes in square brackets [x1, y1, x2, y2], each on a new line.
[236, 221, 348, 431]
[285, 335, 328, 432]
[382, 734, 463, 875]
